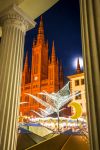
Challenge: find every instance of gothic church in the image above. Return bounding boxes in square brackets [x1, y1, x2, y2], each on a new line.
[20, 17, 64, 115]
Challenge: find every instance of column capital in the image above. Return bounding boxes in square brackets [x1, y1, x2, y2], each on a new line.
[0, 5, 36, 32]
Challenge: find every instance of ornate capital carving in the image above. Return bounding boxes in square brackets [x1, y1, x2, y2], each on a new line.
[0, 5, 36, 32]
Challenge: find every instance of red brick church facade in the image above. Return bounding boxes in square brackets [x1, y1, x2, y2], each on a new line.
[20, 17, 64, 116]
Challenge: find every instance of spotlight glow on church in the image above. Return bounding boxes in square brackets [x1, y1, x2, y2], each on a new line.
[73, 57, 83, 69]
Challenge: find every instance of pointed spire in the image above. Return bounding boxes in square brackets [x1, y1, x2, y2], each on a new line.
[24, 51, 29, 72]
[25, 51, 28, 66]
[48, 57, 51, 64]
[32, 38, 36, 47]
[37, 16, 45, 44]
[59, 59, 63, 72]
[51, 41, 56, 63]
[46, 40, 48, 48]
[57, 58, 59, 64]
[76, 58, 81, 73]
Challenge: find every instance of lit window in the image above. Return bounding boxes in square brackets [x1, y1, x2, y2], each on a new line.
[75, 95, 81, 100]
[75, 80, 79, 86]
[75, 95, 81, 99]
[81, 79, 84, 85]
[80, 103, 83, 108]
[75, 91, 81, 99]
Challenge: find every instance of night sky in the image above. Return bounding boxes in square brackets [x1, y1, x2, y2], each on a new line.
[24, 0, 82, 77]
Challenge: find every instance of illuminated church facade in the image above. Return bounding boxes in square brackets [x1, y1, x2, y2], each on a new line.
[20, 17, 64, 115]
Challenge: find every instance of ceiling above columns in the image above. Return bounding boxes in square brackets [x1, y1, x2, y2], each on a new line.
[0, 0, 59, 19]
[0, 0, 59, 37]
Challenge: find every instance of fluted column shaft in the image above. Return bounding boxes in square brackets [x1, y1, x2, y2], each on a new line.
[0, 8, 35, 150]
[80, 0, 100, 150]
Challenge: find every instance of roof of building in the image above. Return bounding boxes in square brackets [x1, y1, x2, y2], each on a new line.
[67, 72, 84, 79]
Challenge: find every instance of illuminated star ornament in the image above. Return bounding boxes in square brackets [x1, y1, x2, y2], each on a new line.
[25, 82, 84, 131]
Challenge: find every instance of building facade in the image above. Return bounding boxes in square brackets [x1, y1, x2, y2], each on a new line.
[20, 17, 64, 116]
[67, 58, 87, 116]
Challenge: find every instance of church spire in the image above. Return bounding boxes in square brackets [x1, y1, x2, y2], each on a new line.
[51, 41, 56, 63]
[76, 58, 81, 73]
[60, 60, 63, 73]
[24, 51, 28, 71]
[57, 58, 59, 64]
[48, 57, 51, 64]
[37, 16, 45, 44]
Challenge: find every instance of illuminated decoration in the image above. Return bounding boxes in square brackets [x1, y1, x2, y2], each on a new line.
[39, 108, 52, 116]
[25, 82, 85, 132]
[30, 108, 66, 118]
[19, 116, 88, 134]
[68, 101, 82, 119]
[20, 102, 29, 105]
[30, 110, 44, 118]
[34, 76, 38, 81]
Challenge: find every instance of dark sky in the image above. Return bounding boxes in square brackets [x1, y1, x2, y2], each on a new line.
[24, 0, 82, 76]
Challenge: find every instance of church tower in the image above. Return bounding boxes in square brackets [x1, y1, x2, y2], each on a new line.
[48, 41, 59, 92]
[20, 16, 64, 115]
[31, 16, 48, 85]
[76, 58, 81, 74]
[22, 51, 31, 85]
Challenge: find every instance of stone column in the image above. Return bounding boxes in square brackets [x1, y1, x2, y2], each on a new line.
[80, 0, 100, 150]
[0, 6, 35, 150]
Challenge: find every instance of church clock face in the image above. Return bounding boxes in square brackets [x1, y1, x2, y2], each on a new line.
[34, 76, 38, 81]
